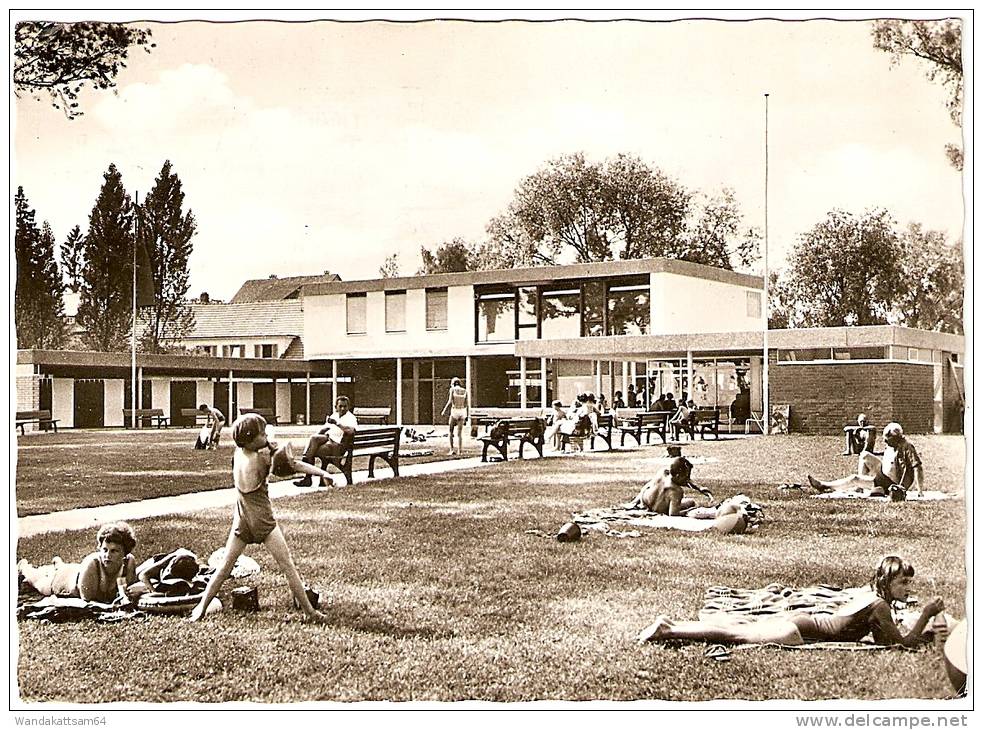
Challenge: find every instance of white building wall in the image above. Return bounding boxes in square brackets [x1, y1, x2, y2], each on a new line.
[276, 381, 291, 424]
[195, 381, 212, 409]
[303, 284, 478, 358]
[104, 379, 125, 427]
[52, 378, 74, 428]
[650, 272, 763, 335]
[152, 379, 170, 415]
[237, 381, 254, 415]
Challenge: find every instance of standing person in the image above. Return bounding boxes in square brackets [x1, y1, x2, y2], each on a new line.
[441, 377, 471, 455]
[189, 413, 329, 623]
[626, 384, 638, 408]
[294, 396, 358, 487]
[808, 422, 924, 498]
[198, 404, 226, 450]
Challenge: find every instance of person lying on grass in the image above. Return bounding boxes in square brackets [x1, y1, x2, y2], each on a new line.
[638, 555, 946, 647]
[18, 522, 140, 604]
[189, 413, 329, 623]
[626, 457, 714, 516]
[808, 422, 924, 498]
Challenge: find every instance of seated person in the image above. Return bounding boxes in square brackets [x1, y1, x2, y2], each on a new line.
[669, 399, 697, 439]
[612, 391, 626, 410]
[18, 522, 140, 604]
[627, 457, 714, 516]
[639, 555, 946, 648]
[845, 413, 877, 455]
[542, 400, 567, 450]
[294, 396, 358, 487]
[809, 422, 924, 498]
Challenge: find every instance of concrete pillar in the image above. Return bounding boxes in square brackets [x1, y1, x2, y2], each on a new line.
[396, 358, 403, 424]
[621, 361, 629, 399]
[305, 372, 311, 424]
[196, 380, 212, 409]
[276, 380, 291, 425]
[331, 360, 338, 408]
[52, 377, 74, 428]
[594, 360, 602, 398]
[519, 357, 527, 408]
[104, 379, 125, 428]
[466, 355, 472, 408]
[686, 350, 694, 403]
[540, 357, 547, 408]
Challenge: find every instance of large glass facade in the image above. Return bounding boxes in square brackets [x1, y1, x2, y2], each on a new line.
[540, 288, 581, 339]
[607, 283, 650, 336]
[476, 293, 516, 342]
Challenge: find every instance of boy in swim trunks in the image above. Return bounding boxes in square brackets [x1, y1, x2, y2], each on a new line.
[627, 457, 714, 516]
[441, 377, 471, 455]
[198, 404, 225, 450]
[189, 413, 329, 622]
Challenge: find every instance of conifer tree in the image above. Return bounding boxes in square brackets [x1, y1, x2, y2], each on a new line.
[60, 224, 86, 292]
[15, 188, 66, 348]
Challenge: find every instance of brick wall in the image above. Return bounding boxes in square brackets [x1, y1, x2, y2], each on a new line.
[16, 375, 40, 411]
[770, 361, 934, 434]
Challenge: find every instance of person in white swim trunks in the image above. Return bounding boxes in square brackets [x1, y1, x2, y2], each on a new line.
[441, 377, 471, 455]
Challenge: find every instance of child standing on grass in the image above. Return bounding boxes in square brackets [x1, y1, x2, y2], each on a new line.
[189, 413, 329, 622]
[198, 404, 225, 449]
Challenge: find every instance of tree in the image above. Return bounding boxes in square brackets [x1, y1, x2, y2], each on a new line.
[684, 188, 761, 271]
[893, 224, 964, 334]
[776, 209, 903, 328]
[872, 20, 963, 169]
[379, 253, 401, 278]
[77, 164, 136, 351]
[15, 188, 67, 349]
[417, 238, 478, 274]
[60, 224, 85, 292]
[136, 161, 197, 353]
[14, 21, 154, 119]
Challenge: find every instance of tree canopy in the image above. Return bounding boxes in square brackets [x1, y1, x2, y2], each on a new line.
[14, 21, 154, 119]
[15, 188, 66, 349]
[417, 238, 479, 275]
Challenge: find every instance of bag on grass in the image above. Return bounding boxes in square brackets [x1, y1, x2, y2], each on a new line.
[194, 425, 210, 450]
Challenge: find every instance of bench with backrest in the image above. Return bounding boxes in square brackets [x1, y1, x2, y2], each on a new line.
[619, 411, 673, 447]
[471, 408, 544, 433]
[479, 417, 545, 462]
[560, 413, 614, 452]
[15, 410, 59, 435]
[180, 408, 211, 426]
[123, 408, 170, 428]
[239, 407, 279, 426]
[352, 407, 392, 425]
[693, 408, 720, 440]
[314, 426, 401, 486]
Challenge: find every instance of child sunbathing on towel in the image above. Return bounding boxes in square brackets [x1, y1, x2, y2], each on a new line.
[638, 555, 946, 647]
[18, 522, 140, 604]
[627, 457, 715, 516]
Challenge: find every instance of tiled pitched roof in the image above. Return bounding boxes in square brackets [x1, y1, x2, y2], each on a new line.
[180, 301, 305, 339]
[230, 272, 341, 303]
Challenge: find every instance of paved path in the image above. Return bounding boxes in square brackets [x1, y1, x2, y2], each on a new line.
[18, 456, 495, 539]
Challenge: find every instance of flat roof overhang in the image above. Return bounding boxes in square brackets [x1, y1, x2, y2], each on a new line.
[515, 325, 964, 361]
[17, 350, 334, 379]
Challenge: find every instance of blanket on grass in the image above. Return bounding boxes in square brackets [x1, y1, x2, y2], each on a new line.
[17, 594, 147, 624]
[810, 489, 952, 502]
[572, 506, 719, 534]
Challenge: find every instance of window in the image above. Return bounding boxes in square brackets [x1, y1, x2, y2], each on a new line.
[832, 346, 884, 361]
[541, 288, 581, 339]
[607, 282, 650, 336]
[583, 281, 605, 337]
[222, 344, 245, 358]
[746, 291, 762, 318]
[346, 293, 367, 334]
[476, 292, 516, 342]
[426, 288, 448, 330]
[255, 343, 278, 359]
[517, 287, 538, 340]
[386, 290, 406, 332]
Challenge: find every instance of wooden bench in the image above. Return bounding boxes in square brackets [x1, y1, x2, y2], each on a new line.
[560, 413, 614, 452]
[479, 417, 545, 462]
[123, 408, 170, 428]
[314, 426, 401, 486]
[471, 408, 544, 433]
[693, 409, 720, 440]
[15, 410, 59, 435]
[180, 408, 211, 426]
[618, 411, 672, 447]
[239, 407, 278, 426]
[353, 407, 392, 425]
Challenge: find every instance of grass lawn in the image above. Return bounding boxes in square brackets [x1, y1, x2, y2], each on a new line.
[15, 433, 966, 703]
[15, 427, 470, 516]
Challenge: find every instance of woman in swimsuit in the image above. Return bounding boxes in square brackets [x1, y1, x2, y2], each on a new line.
[441, 377, 470, 455]
[18, 522, 139, 603]
[639, 556, 946, 647]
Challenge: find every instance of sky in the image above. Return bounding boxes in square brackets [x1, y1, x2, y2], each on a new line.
[13, 11, 967, 302]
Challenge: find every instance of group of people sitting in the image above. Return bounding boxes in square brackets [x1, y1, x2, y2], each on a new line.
[543, 392, 602, 451]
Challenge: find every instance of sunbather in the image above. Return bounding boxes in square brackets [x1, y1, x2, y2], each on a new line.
[639, 555, 945, 647]
[809, 422, 924, 498]
[627, 457, 714, 516]
[18, 522, 140, 603]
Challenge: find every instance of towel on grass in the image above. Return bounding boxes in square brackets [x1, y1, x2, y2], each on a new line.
[810, 489, 953, 502]
[18, 594, 147, 624]
[573, 506, 719, 533]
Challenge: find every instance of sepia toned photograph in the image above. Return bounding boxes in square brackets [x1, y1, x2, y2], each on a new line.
[10, 10, 969, 716]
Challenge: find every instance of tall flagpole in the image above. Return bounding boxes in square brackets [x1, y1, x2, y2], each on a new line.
[131, 191, 138, 430]
[763, 94, 770, 435]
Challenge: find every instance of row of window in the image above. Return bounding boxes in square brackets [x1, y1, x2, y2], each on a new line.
[777, 346, 955, 363]
[197, 343, 279, 358]
[346, 288, 449, 334]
